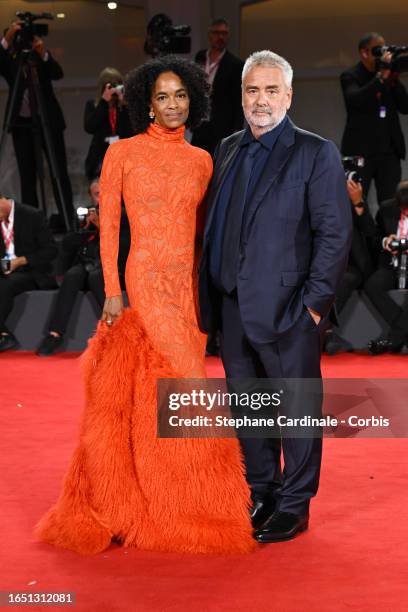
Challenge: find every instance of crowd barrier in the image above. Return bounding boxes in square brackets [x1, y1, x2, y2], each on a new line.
[6, 289, 408, 352]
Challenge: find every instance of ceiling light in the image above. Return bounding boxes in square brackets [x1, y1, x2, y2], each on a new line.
[107, 2, 118, 9]
[56, 13, 65, 19]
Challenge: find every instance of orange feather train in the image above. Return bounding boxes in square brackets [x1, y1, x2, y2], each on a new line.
[35, 310, 256, 555]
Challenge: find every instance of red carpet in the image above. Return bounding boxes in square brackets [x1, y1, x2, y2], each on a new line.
[1, 352, 407, 611]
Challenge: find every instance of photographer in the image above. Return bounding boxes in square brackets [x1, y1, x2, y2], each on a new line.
[84, 67, 133, 181]
[36, 179, 130, 356]
[364, 180, 408, 354]
[324, 179, 377, 354]
[341, 32, 408, 204]
[0, 19, 74, 224]
[191, 18, 244, 156]
[0, 193, 57, 352]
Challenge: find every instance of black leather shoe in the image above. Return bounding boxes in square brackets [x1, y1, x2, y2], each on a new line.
[255, 511, 309, 543]
[324, 331, 353, 356]
[250, 496, 276, 529]
[36, 334, 63, 356]
[0, 333, 19, 352]
[368, 338, 403, 355]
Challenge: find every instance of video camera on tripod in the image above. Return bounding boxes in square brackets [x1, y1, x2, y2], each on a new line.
[0, 11, 72, 231]
[14, 11, 53, 52]
[144, 13, 191, 57]
[389, 238, 408, 289]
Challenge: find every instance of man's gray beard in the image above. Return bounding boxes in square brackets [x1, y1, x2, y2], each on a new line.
[245, 109, 287, 133]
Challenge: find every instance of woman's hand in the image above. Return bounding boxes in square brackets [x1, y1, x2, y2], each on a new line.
[101, 295, 124, 326]
[102, 83, 115, 103]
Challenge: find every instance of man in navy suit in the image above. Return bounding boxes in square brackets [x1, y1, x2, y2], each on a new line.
[199, 50, 352, 542]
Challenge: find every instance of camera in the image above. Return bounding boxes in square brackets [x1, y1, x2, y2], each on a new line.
[144, 13, 191, 57]
[108, 83, 124, 96]
[342, 156, 365, 183]
[75, 206, 99, 234]
[1, 257, 11, 274]
[389, 238, 408, 289]
[371, 44, 408, 73]
[14, 11, 53, 53]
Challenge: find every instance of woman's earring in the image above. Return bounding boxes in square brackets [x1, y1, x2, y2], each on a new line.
[149, 110, 155, 119]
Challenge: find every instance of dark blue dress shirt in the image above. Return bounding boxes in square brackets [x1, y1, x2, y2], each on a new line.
[209, 115, 288, 291]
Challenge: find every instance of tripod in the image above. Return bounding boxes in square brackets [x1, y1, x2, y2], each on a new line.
[0, 47, 71, 231]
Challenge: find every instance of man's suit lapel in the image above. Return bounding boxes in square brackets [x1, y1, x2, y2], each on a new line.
[244, 119, 296, 229]
[0, 228, 5, 258]
[204, 133, 244, 242]
[388, 207, 400, 234]
[211, 51, 230, 93]
[380, 206, 400, 235]
[0, 203, 22, 258]
[12, 204, 23, 254]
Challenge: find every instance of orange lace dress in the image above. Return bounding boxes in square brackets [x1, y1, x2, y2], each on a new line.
[101, 122, 212, 376]
[35, 123, 255, 555]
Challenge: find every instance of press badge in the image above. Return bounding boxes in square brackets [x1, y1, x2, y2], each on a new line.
[379, 106, 387, 118]
[105, 135, 120, 144]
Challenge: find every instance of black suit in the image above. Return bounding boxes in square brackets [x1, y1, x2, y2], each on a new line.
[191, 49, 244, 155]
[363, 201, 408, 337]
[0, 202, 57, 333]
[0, 44, 73, 219]
[84, 99, 134, 180]
[335, 206, 377, 314]
[46, 210, 130, 335]
[340, 62, 408, 203]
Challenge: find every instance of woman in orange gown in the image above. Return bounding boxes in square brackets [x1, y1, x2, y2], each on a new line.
[35, 56, 254, 555]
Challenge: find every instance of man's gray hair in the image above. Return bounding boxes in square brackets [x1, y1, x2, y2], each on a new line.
[242, 50, 293, 89]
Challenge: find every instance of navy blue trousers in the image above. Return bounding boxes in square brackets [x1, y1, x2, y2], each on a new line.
[220, 291, 324, 517]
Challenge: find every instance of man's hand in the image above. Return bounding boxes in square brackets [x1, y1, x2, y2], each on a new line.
[4, 20, 23, 46]
[307, 307, 321, 326]
[383, 234, 398, 253]
[347, 179, 364, 204]
[3, 256, 28, 275]
[379, 49, 392, 80]
[32, 36, 46, 59]
[85, 209, 100, 230]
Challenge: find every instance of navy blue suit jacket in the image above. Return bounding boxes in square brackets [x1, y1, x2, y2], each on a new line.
[198, 118, 353, 343]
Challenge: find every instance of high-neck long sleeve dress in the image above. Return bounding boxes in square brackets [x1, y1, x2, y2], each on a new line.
[35, 123, 255, 555]
[100, 122, 212, 377]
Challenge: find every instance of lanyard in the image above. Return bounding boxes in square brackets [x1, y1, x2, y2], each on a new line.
[398, 211, 408, 239]
[1, 221, 14, 252]
[109, 106, 117, 135]
[376, 90, 386, 119]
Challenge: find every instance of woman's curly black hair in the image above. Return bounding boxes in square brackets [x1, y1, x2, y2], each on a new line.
[124, 55, 211, 134]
